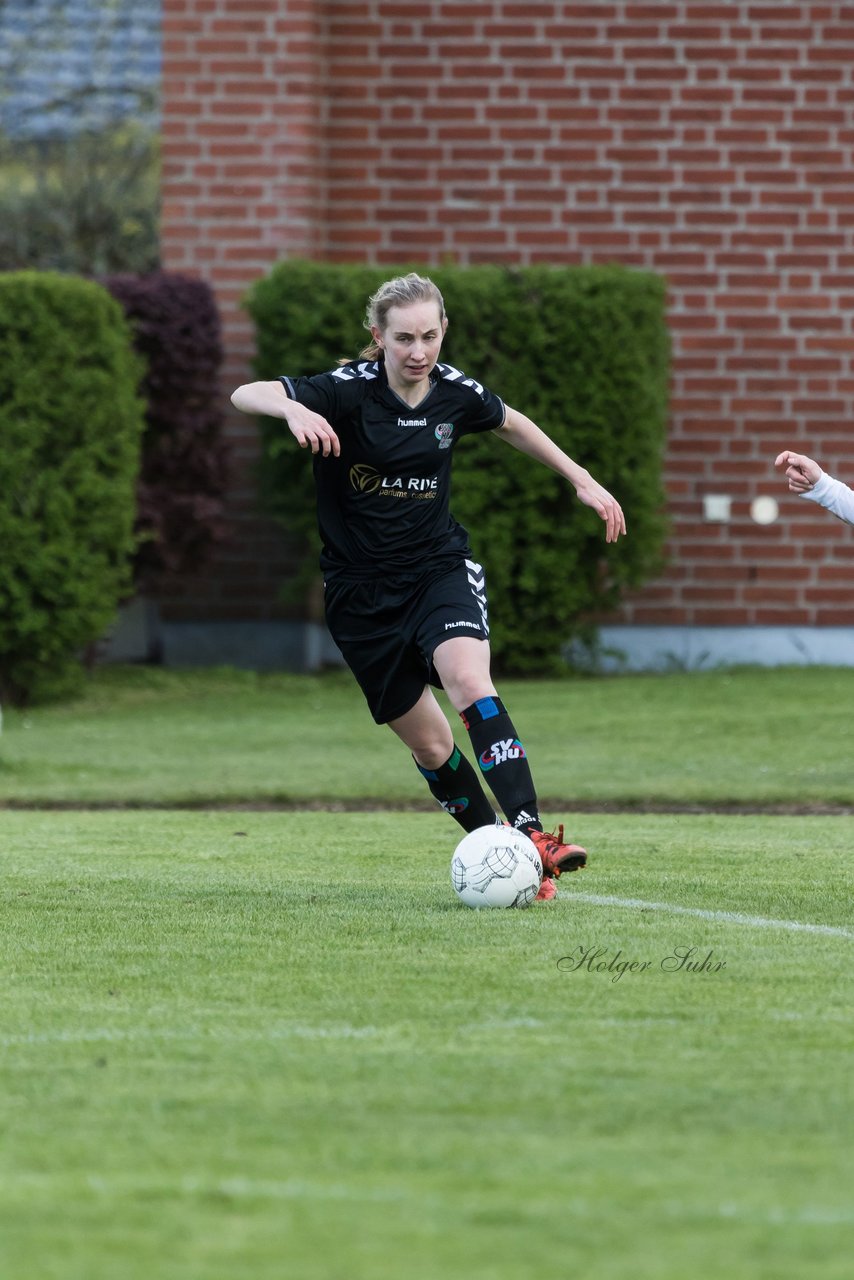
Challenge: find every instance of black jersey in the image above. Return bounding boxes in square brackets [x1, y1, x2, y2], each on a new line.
[280, 358, 506, 576]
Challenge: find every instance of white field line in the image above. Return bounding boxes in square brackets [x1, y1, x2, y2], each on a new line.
[572, 892, 854, 940]
[0, 1023, 380, 1049]
[1, 1171, 406, 1204]
[3, 1173, 853, 1225]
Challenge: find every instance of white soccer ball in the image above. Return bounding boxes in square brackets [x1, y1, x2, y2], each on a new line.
[450, 825, 543, 909]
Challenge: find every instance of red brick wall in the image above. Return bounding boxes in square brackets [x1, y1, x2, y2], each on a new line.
[160, 0, 325, 618]
[160, 1, 854, 628]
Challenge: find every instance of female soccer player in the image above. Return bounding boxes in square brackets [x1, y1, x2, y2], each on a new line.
[775, 450, 854, 526]
[232, 273, 626, 901]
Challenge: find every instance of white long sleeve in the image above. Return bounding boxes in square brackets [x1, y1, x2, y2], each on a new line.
[800, 469, 854, 527]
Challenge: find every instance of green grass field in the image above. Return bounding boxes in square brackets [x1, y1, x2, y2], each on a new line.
[1, 668, 853, 1278]
[2, 663, 853, 808]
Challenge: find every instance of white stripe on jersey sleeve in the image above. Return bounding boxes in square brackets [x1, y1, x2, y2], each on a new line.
[435, 362, 484, 397]
[330, 360, 380, 382]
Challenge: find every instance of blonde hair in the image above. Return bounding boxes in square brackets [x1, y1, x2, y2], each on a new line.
[359, 272, 446, 360]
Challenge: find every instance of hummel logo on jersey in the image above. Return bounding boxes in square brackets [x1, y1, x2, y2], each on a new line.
[397, 417, 427, 427]
[479, 738, 526, 771]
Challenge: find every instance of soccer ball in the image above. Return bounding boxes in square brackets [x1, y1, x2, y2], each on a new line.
[450, 825, 543, 909]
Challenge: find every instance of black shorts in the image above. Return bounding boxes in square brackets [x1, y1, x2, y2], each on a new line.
[323, 558, 489, 723]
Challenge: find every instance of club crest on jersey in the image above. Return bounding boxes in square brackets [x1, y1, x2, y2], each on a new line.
[479, 738, 526, 771]
[434, 422, 454, 449]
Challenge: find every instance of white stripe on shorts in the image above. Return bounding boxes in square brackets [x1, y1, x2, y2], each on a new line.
[465, 559, 489, 635]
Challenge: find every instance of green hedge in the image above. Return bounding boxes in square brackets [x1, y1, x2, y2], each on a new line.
[0, 271, 144, 703]
[247, 261, 670, 675]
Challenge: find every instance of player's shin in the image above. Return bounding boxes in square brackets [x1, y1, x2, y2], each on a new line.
[460, 696, 541, 835]
[413, 745, 498, 832]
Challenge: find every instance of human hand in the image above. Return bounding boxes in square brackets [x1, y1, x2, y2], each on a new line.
[774, 450, 821, 493]
[285, 401, 340, 457]
[574, 474, 627, 543]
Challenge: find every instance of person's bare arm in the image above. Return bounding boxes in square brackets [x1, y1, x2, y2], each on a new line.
[775, 450, 854, 525]
[495, 406, 626, 543]
[231, 380, 340, 456]
[774, 450, 821, 493]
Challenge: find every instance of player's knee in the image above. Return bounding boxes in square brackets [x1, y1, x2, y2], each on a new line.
[397, 718, 455, 768]
[412, 736, 454, 770]
[446, 671, 494, 711]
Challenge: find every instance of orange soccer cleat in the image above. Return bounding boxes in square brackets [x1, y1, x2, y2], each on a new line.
[529, 825, 588, 878]
[533, 875, 558, 902]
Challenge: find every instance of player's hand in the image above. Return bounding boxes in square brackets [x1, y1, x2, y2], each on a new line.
[774, 450, 820, 493]
[574, 475, 627, 543]
[285, 402, 340, 457]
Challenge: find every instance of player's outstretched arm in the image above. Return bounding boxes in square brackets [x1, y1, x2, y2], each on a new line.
[231, 379, 340, 457]
[495, 405, 627, 544]
[775, 449, 854, 526]
[774, 450, 821, 493]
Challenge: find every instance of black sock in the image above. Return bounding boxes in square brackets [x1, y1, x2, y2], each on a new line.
[414, 745, 498, 833]
[460, 696, 542, 835]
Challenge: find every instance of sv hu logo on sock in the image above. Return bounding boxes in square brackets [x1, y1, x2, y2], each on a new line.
[479, 738, 526, 770]
[440, 797, 469, 815]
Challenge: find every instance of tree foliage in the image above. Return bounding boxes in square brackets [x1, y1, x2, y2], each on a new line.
[104, 272, 229, 588]
[0, 124, 159, 276]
